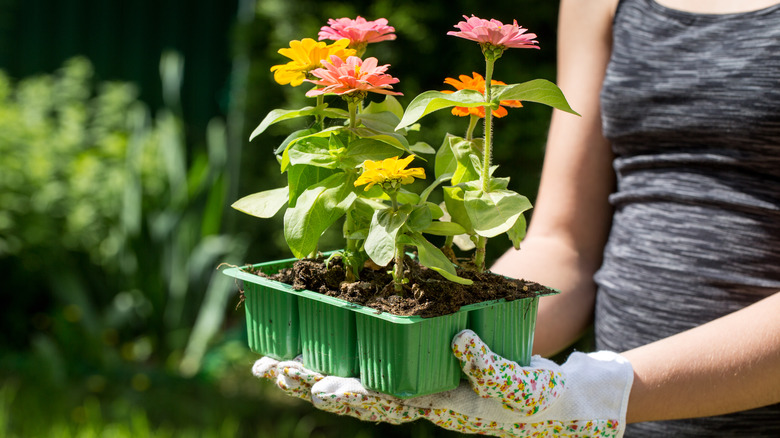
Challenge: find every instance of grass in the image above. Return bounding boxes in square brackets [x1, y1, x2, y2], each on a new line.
[0, 344, 464, 438]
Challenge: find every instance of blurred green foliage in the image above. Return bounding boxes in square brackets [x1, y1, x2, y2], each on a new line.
[0, 52, 246, 392]
[0, 0, 561, 436]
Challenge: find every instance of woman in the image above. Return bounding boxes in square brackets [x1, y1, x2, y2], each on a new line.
[257, 1, 780, 436]
[490, 0, 780, 435]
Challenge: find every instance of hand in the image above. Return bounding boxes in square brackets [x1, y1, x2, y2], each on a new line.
[254, 330, 634, 437]
[252, 356, 413, 425]
[252, 355, 325, 402]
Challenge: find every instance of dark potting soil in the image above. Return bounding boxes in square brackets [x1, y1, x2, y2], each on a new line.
[250, 255, 552, 318]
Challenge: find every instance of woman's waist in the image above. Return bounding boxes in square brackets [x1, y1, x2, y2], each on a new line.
[600, 202, 780, 289]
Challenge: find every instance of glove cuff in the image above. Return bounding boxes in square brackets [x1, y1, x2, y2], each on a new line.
[560, 351, 634, 437]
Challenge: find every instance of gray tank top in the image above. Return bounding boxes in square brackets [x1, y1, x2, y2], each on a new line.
[596, 0, 780, 435]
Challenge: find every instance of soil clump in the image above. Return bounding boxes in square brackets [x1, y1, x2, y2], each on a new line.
[252, 255, 552, 318]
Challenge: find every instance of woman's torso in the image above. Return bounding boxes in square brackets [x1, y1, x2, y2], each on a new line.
[596, 0, 780, 435]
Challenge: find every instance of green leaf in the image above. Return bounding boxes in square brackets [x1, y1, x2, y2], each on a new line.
[280, 127, 345, 171]
[399, 233, 473, 285]
[409, 141, 436, 155]
[250, 105, 349, 141]
[434, 134, 483, 184]
[422, 221, 467, 236]
[287, 136, 339, 169]
[492, 79, 580, 116]
[283, 172, 358, 258]
[351, 197, 385, 225]
[489, 176, 510, 190]
[450, 136, 482, 185]
[425, 201, 444, 220]
[397, 89, 487, 130]
[434, 135, 457, 179]
[340, 138, 404, 168]
[365, 205, 411, 266]
[350, 125, 414, 155]
[231, 186, 289, 218]
[347, 198, 383, 241]
[464, 188, 533, 238]
[443, 186, 474, 234]
[363, 95, 404, 119]
[404, 122, 423, 132]
[357, 111, 401, 133]
[506, 213, 527, 250]
[273, 128, 318, 155]
[463, 176, 510, 192]
[406, 205, 433, 233]
[287, 164, 336, 207]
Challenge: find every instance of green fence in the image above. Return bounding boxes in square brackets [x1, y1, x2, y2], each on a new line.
[0, 0, 239, 128]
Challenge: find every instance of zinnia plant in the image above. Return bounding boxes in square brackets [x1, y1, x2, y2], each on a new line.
[398, 14, 579, 272]
[233, 14, 578, 293]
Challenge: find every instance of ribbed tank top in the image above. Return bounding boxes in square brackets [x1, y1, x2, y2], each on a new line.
[596, 0, 780, 435]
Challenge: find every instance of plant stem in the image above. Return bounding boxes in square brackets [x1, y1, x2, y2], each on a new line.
[388, 189, 404, 294]
[315, 95, 324, 131]
[474, 235, 487, 273]
[343, 101, 360, 282]
[393, 242, 405, 294]
[348, 100, 358, 130]
[442, 235, 457, 264]
[344, 208, 357, 283]
[389, 188, 399, 211]
[482, 57, 495, 193]
[474, 57, 497, 273]
[465, 114, 479, 141]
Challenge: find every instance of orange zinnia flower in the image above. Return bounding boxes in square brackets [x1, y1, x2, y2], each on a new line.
[441, 72, 522, 118]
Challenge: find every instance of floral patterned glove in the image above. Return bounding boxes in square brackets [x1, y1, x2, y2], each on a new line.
[255, 329, 634, 437]
[252, 355, 325, 402]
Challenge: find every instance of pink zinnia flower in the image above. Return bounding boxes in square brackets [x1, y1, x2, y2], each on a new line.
[448, 15, 539, 50]
[305, 55, 402, 98]
[319, 16, 396, 55]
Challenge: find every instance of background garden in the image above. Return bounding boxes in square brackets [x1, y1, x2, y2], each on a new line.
[0, 0, 563, 436]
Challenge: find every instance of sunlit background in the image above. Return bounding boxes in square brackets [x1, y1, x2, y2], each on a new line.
[0, 0, 560, 436]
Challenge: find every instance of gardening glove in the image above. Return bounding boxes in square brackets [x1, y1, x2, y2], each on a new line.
[309, 329, 634, 437]
[253, 355, 426, 424]
[252, 355, 325, 402]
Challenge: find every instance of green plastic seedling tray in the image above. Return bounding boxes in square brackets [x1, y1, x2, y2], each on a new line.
[224, 257, 360, 377]
[223, 256, 557, 397]
[467, 296, 540, 366]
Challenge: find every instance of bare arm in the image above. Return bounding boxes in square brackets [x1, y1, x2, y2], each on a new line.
[623, 291, 780, 423]
[491, 0, 619, 357]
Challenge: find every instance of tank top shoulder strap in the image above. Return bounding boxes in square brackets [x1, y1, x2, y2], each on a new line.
[612, 0, 635, 25]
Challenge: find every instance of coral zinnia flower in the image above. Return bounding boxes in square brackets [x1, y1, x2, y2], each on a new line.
[354, 156, 425, 192]
[305, 55, 402, 98]
[442, 72, 522, 118]
[319, 16, 396, 54]
[448, 15, 539, 52]
[270, 38, 356, 87]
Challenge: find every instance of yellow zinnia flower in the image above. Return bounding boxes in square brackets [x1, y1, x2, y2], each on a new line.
[354, 156, 426, 191]
[270, 38, 355, 86]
